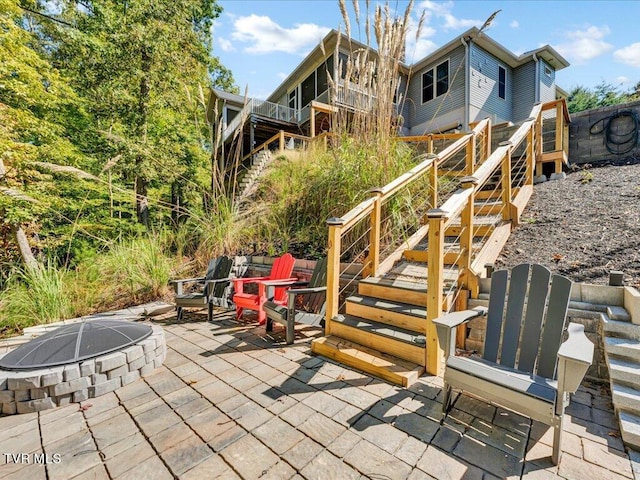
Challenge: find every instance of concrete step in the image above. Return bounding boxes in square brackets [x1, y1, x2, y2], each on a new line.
[608, 357, 640, 385]
[330, 314, 426, 366]
[603, 315, 640, 340]
[612, 382, 640, 413]
[311, 335, 424, 387]
[605, 337, 640, 360]
[608, 306, 632, 322]
[619, 411, 640, 450]
[345, 295, 426, 333]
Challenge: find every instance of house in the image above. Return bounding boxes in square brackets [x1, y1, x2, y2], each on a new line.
[207, 27, 568, 162]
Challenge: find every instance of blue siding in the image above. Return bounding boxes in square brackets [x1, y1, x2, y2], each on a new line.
[539, 59, 556, 103]
[468, 43, 512, 124]
[513, 61, 536, 122]
[407, 45, 466, 132]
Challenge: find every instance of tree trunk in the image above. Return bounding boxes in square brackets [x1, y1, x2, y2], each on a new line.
[136, 47, 151, 228]
[0, 155, 40, 270]
[12, 226, 39, 271]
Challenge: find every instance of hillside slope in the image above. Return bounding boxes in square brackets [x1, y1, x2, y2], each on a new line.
[495, 162, 640, 288]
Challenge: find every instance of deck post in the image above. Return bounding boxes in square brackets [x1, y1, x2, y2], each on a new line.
[427, 134, 434, 155]
[279, 130, 285, 151]
[500, 141, 513, 222]
[365, 190, 383, 278]
[535, 108, 543, 176]
[325, 218, 344, 336]
[426, 209, 446, 375]
[310, 105, 316, 138]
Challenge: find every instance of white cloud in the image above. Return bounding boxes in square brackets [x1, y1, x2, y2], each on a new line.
[614, 43, 640, 67]
[418, 1, 480, 31]
[509, 20, 519, 29]
[217, 38, 234, 52]
[277, 72, 288, 80]
[616, 76, 630, 85]
[553, 25, 613, 65]
[406, 14, 437, 62]
[231, 14, 331, 55]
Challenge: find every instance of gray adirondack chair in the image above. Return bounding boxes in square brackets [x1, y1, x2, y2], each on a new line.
[264, 257, 327, 344]
[434, 264, 594, 465]
[171, 256, 234, 322]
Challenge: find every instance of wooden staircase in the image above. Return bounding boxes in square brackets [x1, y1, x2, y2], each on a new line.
[311, 99, 572, 387]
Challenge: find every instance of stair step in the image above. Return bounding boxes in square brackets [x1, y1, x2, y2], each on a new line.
[608, 357, 640, 385]
[608, 306, 632, 322]
[619, 411, 640, 450]
[345, 295, 426, 333]
[311, 335, 424, 387]
[612, 382, 640, 412]
[605, 337, 640, 360]
[330, 314, 426, 366]
[358, 277, 428, 307]
[603, 316, 640, 340]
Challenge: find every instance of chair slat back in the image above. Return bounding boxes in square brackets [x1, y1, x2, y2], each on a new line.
[518, 265, 552, 373]
[483, 269, 508, 363]
[500, 264, 530, 368]
[305, 257, 328, 313]
[269, 253, 296, 303]
[482, 263, 572, 380]
[536, 274, 572, 378]
[204, 256, 233, 297]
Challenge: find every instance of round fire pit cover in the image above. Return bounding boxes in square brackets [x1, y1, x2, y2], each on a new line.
[0, 320, 153, 371]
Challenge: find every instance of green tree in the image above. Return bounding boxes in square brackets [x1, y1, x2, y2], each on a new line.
[48, 0, 236, 227]
[567, 81, 632, 113]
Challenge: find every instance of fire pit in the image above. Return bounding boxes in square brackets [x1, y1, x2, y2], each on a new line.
[0, 320, 166, 414]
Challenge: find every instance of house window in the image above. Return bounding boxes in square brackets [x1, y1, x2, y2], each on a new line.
[422, 70, 434, 103]
[288, 89, 297, 110]
[544, 65, 552, 77]
[301, 72, 316, 107]
[436, 60, 449, 97]
[498, 65, 506, 100]
[421, 59, 449, 104]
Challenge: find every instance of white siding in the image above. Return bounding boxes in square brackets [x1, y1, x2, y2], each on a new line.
[407, 45, 466, 134]
[468, 43, 512, 124]
[512, 61, 536, 122]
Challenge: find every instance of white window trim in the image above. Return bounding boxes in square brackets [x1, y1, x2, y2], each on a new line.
[498, 65, 507, 101]
[421, 57, 450, 105]
[544, 64, 552, 77]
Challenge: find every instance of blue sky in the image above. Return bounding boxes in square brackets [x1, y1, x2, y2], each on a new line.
[213, 1, 640, 100]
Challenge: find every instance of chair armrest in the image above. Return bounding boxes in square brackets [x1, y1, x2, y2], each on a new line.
[257, 278, 299, 287]
[204, 277, 233, 285]
[433, 307, 487, 359]
[556, 323, 594, 397]
[233, 276, 270, 286]
[288, 286, 327, 296]
[432, 307, 487, 329]
[170, 276, 205, 285]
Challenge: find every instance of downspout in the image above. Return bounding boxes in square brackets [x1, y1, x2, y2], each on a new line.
[461, 36, 470, 131]
[533, 53, 540, 103]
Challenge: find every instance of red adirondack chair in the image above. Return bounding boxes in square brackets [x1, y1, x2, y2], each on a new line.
[232, 253, 296, 325]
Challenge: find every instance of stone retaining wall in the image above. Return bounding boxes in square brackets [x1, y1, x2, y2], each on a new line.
[568, 100, 640, 165]
[0, 324, 166, 415]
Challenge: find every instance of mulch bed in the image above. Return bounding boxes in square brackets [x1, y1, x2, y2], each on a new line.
[495, 160, 640, 288]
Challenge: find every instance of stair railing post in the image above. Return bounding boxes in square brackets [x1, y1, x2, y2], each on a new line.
[526, 126, 535, 186]
[485, 119, 492, 161]
[326, 217, 344, 336]
[429, 158, 439, 209]
[466, 134, 476, 175]
[426, 208, 446, 375]
[365, 190, 383, 278]
[535, 106, 543, 176]
[499, 141, 513, 222]
[427, 134, 434, 155]
[555, 101, 563, 153]
[458, 176, 478, 292]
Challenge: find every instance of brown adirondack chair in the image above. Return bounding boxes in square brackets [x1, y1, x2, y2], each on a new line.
[232, 253, 296, 325]
[171, 256, 234, 322]
[264, 257, 328, 344]
[434, 264, 594, 465]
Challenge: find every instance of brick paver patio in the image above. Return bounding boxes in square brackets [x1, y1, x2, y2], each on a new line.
[1, 309, 638, 479]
